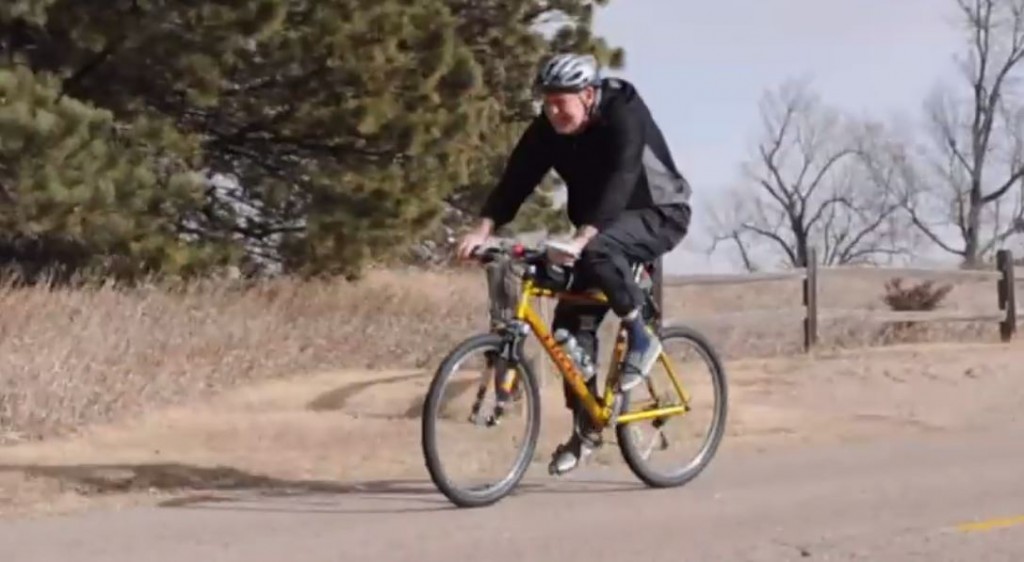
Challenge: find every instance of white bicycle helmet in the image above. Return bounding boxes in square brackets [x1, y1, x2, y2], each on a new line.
[535, 53, 600, 93]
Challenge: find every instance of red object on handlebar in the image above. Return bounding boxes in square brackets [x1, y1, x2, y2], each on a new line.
[511, 243, 525, 257]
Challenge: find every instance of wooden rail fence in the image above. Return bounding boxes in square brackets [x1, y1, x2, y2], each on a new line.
[656, 248, 1021, 352]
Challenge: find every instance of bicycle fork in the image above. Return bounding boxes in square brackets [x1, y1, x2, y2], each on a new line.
[467, 351, 519, 427]
[468, 328, 526, 427]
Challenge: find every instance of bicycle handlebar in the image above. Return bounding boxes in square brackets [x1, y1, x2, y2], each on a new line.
[468, 240, 548, 264]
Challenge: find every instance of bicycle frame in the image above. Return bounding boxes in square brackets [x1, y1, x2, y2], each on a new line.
[511, 276, 690, 430]
[426, 247, 727, 507]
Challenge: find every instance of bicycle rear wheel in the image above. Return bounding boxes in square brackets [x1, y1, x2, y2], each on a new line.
[421, 332, 541, 508]
[615, 324, 728, 488]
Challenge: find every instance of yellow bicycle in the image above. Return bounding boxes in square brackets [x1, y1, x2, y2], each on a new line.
[420, 240, 728, 508]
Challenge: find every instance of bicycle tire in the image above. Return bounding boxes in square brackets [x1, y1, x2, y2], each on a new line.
[615, 324, 728, 488]
[421, 332, 542, 508]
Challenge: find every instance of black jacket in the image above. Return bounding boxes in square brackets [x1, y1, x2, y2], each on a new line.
[479, 77, 692, 231]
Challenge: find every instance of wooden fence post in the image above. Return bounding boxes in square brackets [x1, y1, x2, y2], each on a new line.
[803, 248, 819, 352]
[996, 249, 1016, 342]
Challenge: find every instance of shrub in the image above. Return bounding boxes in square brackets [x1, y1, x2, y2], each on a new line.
[882, 278, 953, 311]
[879, 277, 954, 343]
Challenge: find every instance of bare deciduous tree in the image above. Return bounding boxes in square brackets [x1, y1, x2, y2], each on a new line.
[903, 0, 1024, 267]
[708, 79, 907, 270]
[706, 186, 760, 271]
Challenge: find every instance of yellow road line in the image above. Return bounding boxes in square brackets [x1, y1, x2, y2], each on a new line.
[956, 514, 1024, 533]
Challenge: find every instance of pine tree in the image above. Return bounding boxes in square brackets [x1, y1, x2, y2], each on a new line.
[3, 0, 493, 278]
[0, 65, 232, 282]
[1, 0, 624, 279]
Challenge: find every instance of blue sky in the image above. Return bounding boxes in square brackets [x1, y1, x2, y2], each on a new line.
[591, 0, 966, 273]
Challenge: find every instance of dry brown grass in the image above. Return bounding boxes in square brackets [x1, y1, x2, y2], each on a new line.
[0, 269, 488, 444]
[0, 264, 1017, 445]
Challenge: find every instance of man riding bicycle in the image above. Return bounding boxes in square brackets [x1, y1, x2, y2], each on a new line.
[456, 53, 693, 475]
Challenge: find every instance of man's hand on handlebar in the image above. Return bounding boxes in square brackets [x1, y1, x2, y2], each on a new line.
[456, 232, 489, 261]
[456, 219, 495, 261]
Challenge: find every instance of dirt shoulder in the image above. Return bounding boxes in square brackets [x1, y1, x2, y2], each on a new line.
[2, 341, 1022, 519]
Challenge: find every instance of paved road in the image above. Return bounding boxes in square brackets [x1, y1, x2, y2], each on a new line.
[1, 426, 1022, 561]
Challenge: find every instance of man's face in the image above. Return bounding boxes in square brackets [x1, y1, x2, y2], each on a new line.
[541, 87, 595, 134]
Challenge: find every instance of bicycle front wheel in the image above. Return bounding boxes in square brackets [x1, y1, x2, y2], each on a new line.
[421, 332, 542, 508]
[615, 324, 728, 488]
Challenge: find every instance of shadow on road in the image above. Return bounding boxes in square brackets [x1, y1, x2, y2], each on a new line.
[306, 372, 424, 413]
[0, 462, 646, 515]
[0, 462, 445, 514]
